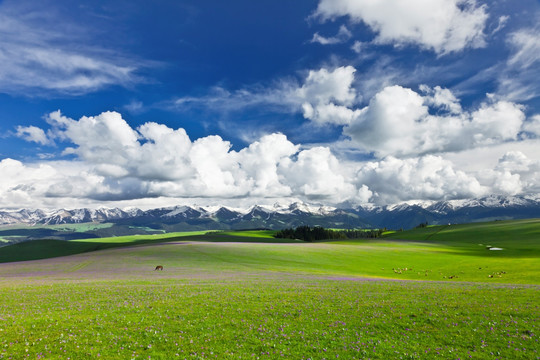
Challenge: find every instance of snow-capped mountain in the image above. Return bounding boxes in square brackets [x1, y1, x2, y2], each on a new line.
[354, 195, 540, 229]
[0, 209, 47, 225]
[1, 196, 540, 231]
[40, 208, 132, 225]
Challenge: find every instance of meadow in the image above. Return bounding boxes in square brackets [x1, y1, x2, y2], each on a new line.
[0, 219, 539, 359]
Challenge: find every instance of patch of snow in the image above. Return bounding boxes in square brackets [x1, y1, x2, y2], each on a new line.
[163, 205, 193, 217]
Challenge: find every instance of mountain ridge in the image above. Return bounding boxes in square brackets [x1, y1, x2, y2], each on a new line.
[1, 195, 540, 230]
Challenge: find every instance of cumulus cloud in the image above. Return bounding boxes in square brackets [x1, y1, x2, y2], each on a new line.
[344, 85, 526, 157]
[297, 66, 357, 106]
[1, 111, 376, 207]
[419, 85, 462, 114]
[237, 134, 298, 197]
[296, 66, 362, 125]
[492, 151, 540, 194]
[0, 158, 106, 209]
[313, 0, 488, 54]
[311, 25, 352, 45]
[7, 110, 540, 209]
[280, 147, 357, 202]
[355, 155, 487, 204]
[30, 111, 355, 203]
[50, 111, 139, 160]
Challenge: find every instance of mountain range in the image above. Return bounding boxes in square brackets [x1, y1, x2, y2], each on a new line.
[2, 195, 540, 232]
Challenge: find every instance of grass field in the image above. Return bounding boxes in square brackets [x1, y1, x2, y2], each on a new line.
[0, 219, 539, 359]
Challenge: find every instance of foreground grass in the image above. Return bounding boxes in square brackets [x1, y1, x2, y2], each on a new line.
[0, 277, 538, 359]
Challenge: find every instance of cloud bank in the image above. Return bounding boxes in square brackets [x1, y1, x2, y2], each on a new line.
[3, 109, 540, 209]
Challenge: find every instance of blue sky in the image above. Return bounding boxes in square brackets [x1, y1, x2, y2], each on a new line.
[1, 0, 540, 210]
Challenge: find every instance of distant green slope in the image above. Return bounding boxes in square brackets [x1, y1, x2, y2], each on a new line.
[382, 218, 540, 256]
[0, 240, 110, 263]
[0, 232, 197, 263]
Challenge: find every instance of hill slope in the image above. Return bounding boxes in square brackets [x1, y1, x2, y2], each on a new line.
[383, 218, 540, 255]
[1, 219, 539, 284]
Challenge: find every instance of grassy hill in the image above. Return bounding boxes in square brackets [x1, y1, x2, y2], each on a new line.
[0, 230, 301, 263]
[383, 218, 540, 253]
[1, 219, 539, 283]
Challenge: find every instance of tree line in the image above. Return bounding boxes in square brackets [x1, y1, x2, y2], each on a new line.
[274, 225, 384, 242]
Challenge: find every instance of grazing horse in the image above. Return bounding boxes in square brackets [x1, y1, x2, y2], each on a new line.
[154, 265, 163, 271]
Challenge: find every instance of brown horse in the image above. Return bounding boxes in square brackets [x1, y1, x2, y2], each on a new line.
[154, 265, 163, 271]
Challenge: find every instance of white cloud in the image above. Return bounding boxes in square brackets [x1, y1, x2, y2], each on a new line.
[124, 100, 144, 114]
[351, 41, 365, 54]
[280, 146, 357, 202]
[172, 66, 362, 126]
[493, 151, 540, 194]
[15, 125, 52, 145]
[296, 66, 361, 125]
[314, 0, 488, 54]
[344, 85, 526, 157]
[237, 134, 298, 197]
[46, 110, 140, 166]
[0, 1, 142, 95]
[297, 66, 357, 106]
[0, 158, 107, 209]
[4, 111, 366, 207]
[522, 115, 540, 137]
[490, 15, 509, 36]
[495, 28, 540, 102]
[188, 135, 248, 197]
[444, 139, 540, 173]
[27, 111, 353, 203]
[445, 145, 540, 197]
[355, 155, 487, 204]
[7, 110, 540, 209]
[311, 25, 352, 45]
[173, 84, 299, 113]
[491, 170, 522, 195]
[470, 100, 524, 144]
[507, 28, 540, 70]
[419, 85, 462, 114]
[301, 102, 362, 126]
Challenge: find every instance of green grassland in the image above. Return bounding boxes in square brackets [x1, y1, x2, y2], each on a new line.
[0, 231, 208, 263]
[1, 277, 538, 359]
[0, 219, 539, 359]
[0, 230, 301, 263]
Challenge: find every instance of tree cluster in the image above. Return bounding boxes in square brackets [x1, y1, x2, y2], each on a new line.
[274, 225, 383, 242]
